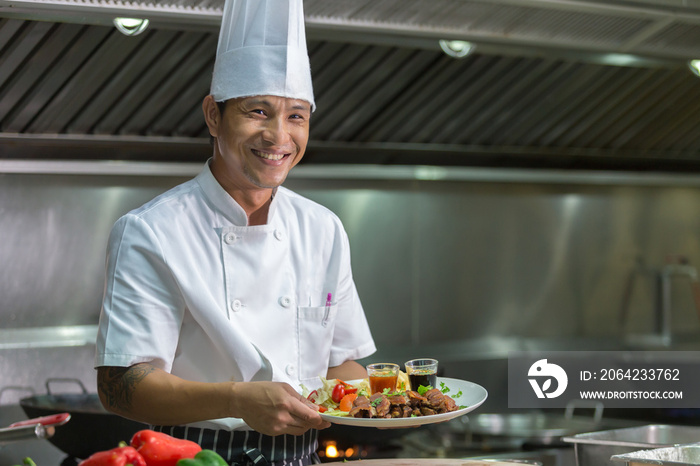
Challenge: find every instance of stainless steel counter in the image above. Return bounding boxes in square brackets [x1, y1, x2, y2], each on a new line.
[464, 449, 576, 466]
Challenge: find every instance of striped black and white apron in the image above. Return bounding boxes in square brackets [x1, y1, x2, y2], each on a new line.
[151, 425, 321, 466]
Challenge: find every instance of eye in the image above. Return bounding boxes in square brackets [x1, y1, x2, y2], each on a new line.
[289, 111, 310, 122]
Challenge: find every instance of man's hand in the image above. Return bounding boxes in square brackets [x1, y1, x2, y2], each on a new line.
[230, 381, 331, 436]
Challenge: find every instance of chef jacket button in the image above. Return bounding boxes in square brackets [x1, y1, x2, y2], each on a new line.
[274, 229, 283, 241]
[230, 299, 242, 312]
[279, 296, 292, 308]
[224, 233, 236, 244]
[285, 364, 296, 376]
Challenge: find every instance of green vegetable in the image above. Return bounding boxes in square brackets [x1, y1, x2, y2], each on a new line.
[177, 449, 228, 466]
[440, 381, 450, 394]
[417, 385, 433, 395]
[380, 387, 404, 396]
[12, 458, 37, 466]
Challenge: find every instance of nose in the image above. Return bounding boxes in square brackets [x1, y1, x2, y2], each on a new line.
[261, 116, 292, 146]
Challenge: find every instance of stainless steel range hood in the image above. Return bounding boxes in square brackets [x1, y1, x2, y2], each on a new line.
[1, 0, 700, 170]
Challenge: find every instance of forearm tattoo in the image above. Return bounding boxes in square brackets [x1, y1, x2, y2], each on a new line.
[98, 364, 155, 412]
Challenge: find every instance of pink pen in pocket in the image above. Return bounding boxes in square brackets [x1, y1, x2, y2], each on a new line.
[322, 292, 332, 327]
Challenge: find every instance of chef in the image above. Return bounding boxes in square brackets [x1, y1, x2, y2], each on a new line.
[93, 0, 376, 464]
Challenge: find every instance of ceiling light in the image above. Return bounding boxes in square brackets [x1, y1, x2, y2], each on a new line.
[113, 17, 150, 36]
[439, 40, 474, 59]
[689, 59, 700, 77]
[599, 53, 643, 67]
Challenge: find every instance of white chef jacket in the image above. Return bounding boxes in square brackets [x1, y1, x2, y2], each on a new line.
[95, 160, 376, 430]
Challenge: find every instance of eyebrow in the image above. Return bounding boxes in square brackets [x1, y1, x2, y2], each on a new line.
[245, 98, 310, 112]
[240, 98, 268, 110]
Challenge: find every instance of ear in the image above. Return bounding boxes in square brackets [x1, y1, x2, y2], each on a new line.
[202, 95, 221, 138]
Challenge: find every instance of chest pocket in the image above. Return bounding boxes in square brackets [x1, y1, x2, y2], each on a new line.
[297, 303, 337, 382]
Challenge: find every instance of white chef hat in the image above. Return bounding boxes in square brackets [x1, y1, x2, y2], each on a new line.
[211, 0, 316, 111]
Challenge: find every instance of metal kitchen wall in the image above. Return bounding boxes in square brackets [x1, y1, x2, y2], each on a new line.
[3, 163, 700, 403]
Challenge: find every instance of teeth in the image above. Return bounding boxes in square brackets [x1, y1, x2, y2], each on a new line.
[254, 149, 286, 161]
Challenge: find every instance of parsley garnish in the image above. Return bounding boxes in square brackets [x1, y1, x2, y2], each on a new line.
[381, 387, 406, 396]
[417, 385, 433, 396]
[439, 382, 462, 398]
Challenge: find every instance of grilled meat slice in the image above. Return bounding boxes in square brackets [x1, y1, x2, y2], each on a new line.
[443, 395, 458, 412]
[349, 405, 377, 418]
[370, 393, 391, 418]
[349, 395, 375, 418]
[425, 388, 445, 406]
[387, 394, 408, 406]
[423, 387, 459, 413]
[406, 390, 427, 407]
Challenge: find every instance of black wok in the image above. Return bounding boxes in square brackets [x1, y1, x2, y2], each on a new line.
[19, 378, 147, 460]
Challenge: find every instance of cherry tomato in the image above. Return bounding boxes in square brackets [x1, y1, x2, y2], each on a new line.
[339, 393, 358, 412]
[331, 383, 345, 403]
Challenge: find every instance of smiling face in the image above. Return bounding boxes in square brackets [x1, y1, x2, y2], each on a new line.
[204, 94, 311, 195]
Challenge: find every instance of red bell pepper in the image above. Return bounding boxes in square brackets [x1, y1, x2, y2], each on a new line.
[305, 392, 326, 413]
[78, 446, 146, 466]
[306, 390, 319, 403]
[130, 430, 202, 466]
[336, 379, 357, 394]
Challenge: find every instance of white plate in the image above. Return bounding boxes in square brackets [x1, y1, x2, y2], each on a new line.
[320, 377, 487, 427]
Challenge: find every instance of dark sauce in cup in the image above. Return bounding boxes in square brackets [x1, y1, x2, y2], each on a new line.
[408, 370, 437, 391]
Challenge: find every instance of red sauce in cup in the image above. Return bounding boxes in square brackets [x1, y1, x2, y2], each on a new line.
[369, 373, 398, 394]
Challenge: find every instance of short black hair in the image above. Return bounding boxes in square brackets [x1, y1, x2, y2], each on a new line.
[216, 100, 226, 116]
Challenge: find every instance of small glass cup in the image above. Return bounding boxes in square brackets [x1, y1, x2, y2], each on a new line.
[366, 363, 400, 394]
[405, 358, 438, 391]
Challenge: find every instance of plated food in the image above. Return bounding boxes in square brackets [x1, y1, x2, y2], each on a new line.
[301, 376, 488, 427]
